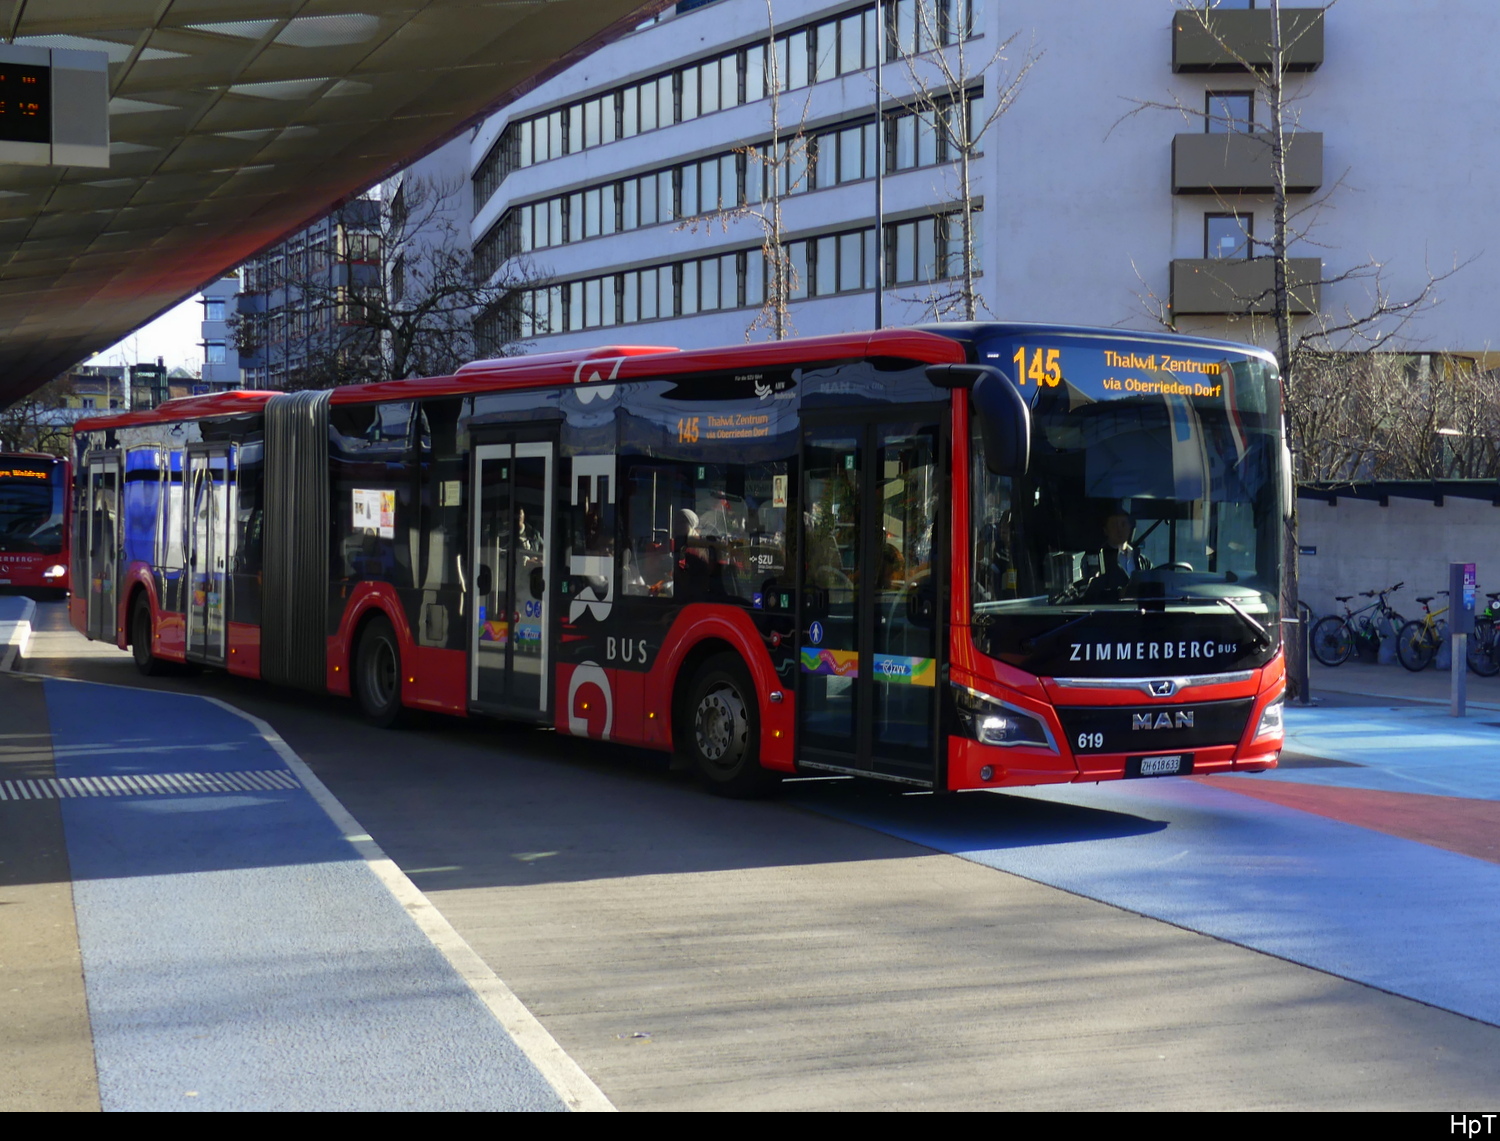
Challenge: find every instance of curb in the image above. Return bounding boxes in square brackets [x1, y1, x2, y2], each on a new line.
[0, 596, 36, 673]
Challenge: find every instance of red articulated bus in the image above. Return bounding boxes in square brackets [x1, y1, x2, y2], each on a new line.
[0, 452, 70, 596]
[70, 324, 1290, 795]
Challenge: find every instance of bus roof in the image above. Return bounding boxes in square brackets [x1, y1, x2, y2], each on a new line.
[72, 328, 967, 433]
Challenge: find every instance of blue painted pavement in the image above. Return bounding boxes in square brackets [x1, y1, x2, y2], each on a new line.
[44, 678, 566, 1113]
[795, 702, 1500, 1029]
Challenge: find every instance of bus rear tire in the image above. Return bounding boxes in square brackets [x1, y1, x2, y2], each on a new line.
[131, 598, 169, 677]
[681, 653, 778, 799]
[355, 614, 409, 728]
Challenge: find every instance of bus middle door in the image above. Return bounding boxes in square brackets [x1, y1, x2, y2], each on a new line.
[797, 413, 945, 788]
[469, 437, 556, 720]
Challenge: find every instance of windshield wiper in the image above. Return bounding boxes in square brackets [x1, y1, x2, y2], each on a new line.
[1213, 595, 1271, 647]
[1021, 609, 1108, 654]
[1133, 593, 1270, 648]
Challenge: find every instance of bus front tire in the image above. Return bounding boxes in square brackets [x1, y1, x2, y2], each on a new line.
[131, 599, 169, 677]
[681, 653, 778, 799]
[355, 615, 409, 728]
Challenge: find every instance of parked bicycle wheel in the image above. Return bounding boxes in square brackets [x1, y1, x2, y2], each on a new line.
[1396, 619, 1438, 671]
[1311, 615, 1353, 666]
[1351, 616, 1381, 663]
[1467, 617, 1500, 677]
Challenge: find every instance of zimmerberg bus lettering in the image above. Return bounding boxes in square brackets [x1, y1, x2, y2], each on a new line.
[570, 455, 616, 623]
[1068, 640, 1239, 662]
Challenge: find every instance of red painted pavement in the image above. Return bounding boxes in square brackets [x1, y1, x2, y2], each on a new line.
[1200, 777, 1500, 866]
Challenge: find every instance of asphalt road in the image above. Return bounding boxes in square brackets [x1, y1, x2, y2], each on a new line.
[16, 600, 1500, 1111]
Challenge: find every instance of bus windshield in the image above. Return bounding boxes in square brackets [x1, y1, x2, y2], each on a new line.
[970, 332, 1283, 678]
[0, 460, 65, 554]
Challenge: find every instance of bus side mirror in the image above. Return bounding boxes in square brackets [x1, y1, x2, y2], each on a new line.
[926, 364, 1031, 476]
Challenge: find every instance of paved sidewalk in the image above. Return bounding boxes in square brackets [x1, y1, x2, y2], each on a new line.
[0, 669, 606, 1112]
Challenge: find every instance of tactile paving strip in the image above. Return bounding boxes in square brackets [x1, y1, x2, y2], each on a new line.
[0, 770, 301, 801]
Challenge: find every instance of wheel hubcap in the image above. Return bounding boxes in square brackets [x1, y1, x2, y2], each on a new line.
[695, 684, 746, 765]
[369, 641, 397, 706]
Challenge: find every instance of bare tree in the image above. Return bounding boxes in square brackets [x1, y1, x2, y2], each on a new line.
[233, 176, 546, 389]
[0, 375, 75, 454]
[888, 0, 1039, 320]
[678, 0, 814, 341]
[1292, 352, 1500, 482]
[1117, 0, 1470, 700]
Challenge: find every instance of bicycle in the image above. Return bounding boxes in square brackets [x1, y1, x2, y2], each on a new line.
[1397, 592, 1450, 672]
[1310, 583, 1405, 667]
[1466, 591, 1500, 677]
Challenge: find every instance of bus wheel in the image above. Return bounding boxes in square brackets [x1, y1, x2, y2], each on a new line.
[131, 598, 169, 677]
[683, 653, 778, 799]
[354, 615, 408, 728]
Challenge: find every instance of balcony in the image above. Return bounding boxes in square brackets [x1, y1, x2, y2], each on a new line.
[1171, 257, 1322, 316]
[1173, 131, 1323, 194]
[1172, 8, 1324, 72]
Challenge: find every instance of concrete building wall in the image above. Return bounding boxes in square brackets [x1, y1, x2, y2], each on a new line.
[1297, 494, 1500, 621]
[199, 274, 242, 389]
[469, 0, 1497, 360]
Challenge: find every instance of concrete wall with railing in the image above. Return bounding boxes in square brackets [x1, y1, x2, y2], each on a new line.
[1296, 491, 1500, 624]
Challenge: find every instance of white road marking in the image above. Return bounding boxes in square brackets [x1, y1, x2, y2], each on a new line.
[202, 697, 617, 1114]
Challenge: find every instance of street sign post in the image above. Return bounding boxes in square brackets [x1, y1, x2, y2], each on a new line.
[1450, 561, 1476, 717]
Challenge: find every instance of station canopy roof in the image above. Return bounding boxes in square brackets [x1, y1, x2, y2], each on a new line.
[0, 0, 664, 407]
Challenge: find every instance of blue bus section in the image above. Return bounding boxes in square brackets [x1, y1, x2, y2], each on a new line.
[795, 704, 1500, 1030]
[41, 678, 567, 1113]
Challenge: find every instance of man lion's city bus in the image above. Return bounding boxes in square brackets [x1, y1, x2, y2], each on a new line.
[0, 452, 70, 595]
[69, 324, 1289, 796]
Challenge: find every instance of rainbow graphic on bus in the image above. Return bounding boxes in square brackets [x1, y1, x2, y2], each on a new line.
[872, 654, 936, 686]
[800, 647, 858, 678]
[799, 649, 935, 686]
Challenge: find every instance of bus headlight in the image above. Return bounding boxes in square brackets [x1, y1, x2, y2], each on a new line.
[1253, 698, 1284, 741]
[954, 686, 1057, 751]
[42, 564, 66, 580]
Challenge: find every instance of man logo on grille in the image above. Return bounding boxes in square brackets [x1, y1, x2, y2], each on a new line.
[1133, 711, 1194, 730]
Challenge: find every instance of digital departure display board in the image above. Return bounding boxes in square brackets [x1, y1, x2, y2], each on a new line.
[0, 63, 49, 145]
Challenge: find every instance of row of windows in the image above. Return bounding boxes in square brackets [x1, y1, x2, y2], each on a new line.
[473, 0, 982, 204]
[501, 211, 979, 339]
[477, 94, 978, 272]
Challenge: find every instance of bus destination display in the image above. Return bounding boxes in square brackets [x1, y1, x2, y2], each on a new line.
[0, 63, 49, 144]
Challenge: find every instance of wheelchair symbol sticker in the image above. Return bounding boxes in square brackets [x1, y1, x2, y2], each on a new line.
[808, 621, 824, 645]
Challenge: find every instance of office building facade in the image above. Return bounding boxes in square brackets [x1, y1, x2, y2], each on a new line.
[467, 0, 1496, 366]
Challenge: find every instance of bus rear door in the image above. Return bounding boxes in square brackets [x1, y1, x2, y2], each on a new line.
[83, 451, 121, 644]
[797, 412, 946, 787]
[185, 446, 232, 666]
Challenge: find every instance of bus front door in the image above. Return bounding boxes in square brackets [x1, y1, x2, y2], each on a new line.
[797, 415, 944, 787]
[185, 447, 232, 666]
[83, 452, 121, 644]
[470, 440, 555, 720]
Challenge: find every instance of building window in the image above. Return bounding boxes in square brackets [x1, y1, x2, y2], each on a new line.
[1206, 213, 1254, 259]
[204, 298, 226, 321]
[1206, 91, 1253, 134]
[206, 341, 227, 364]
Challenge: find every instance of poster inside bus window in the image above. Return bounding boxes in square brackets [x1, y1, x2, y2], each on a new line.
[352, 488, 395, 538]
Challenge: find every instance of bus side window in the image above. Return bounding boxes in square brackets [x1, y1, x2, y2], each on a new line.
[416, 399, 467, 647]
[622, 462, 686, 598]
[329, 401, 415, 589]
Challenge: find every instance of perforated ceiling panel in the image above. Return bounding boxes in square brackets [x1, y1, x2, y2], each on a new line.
[0, 0, 666, 405]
